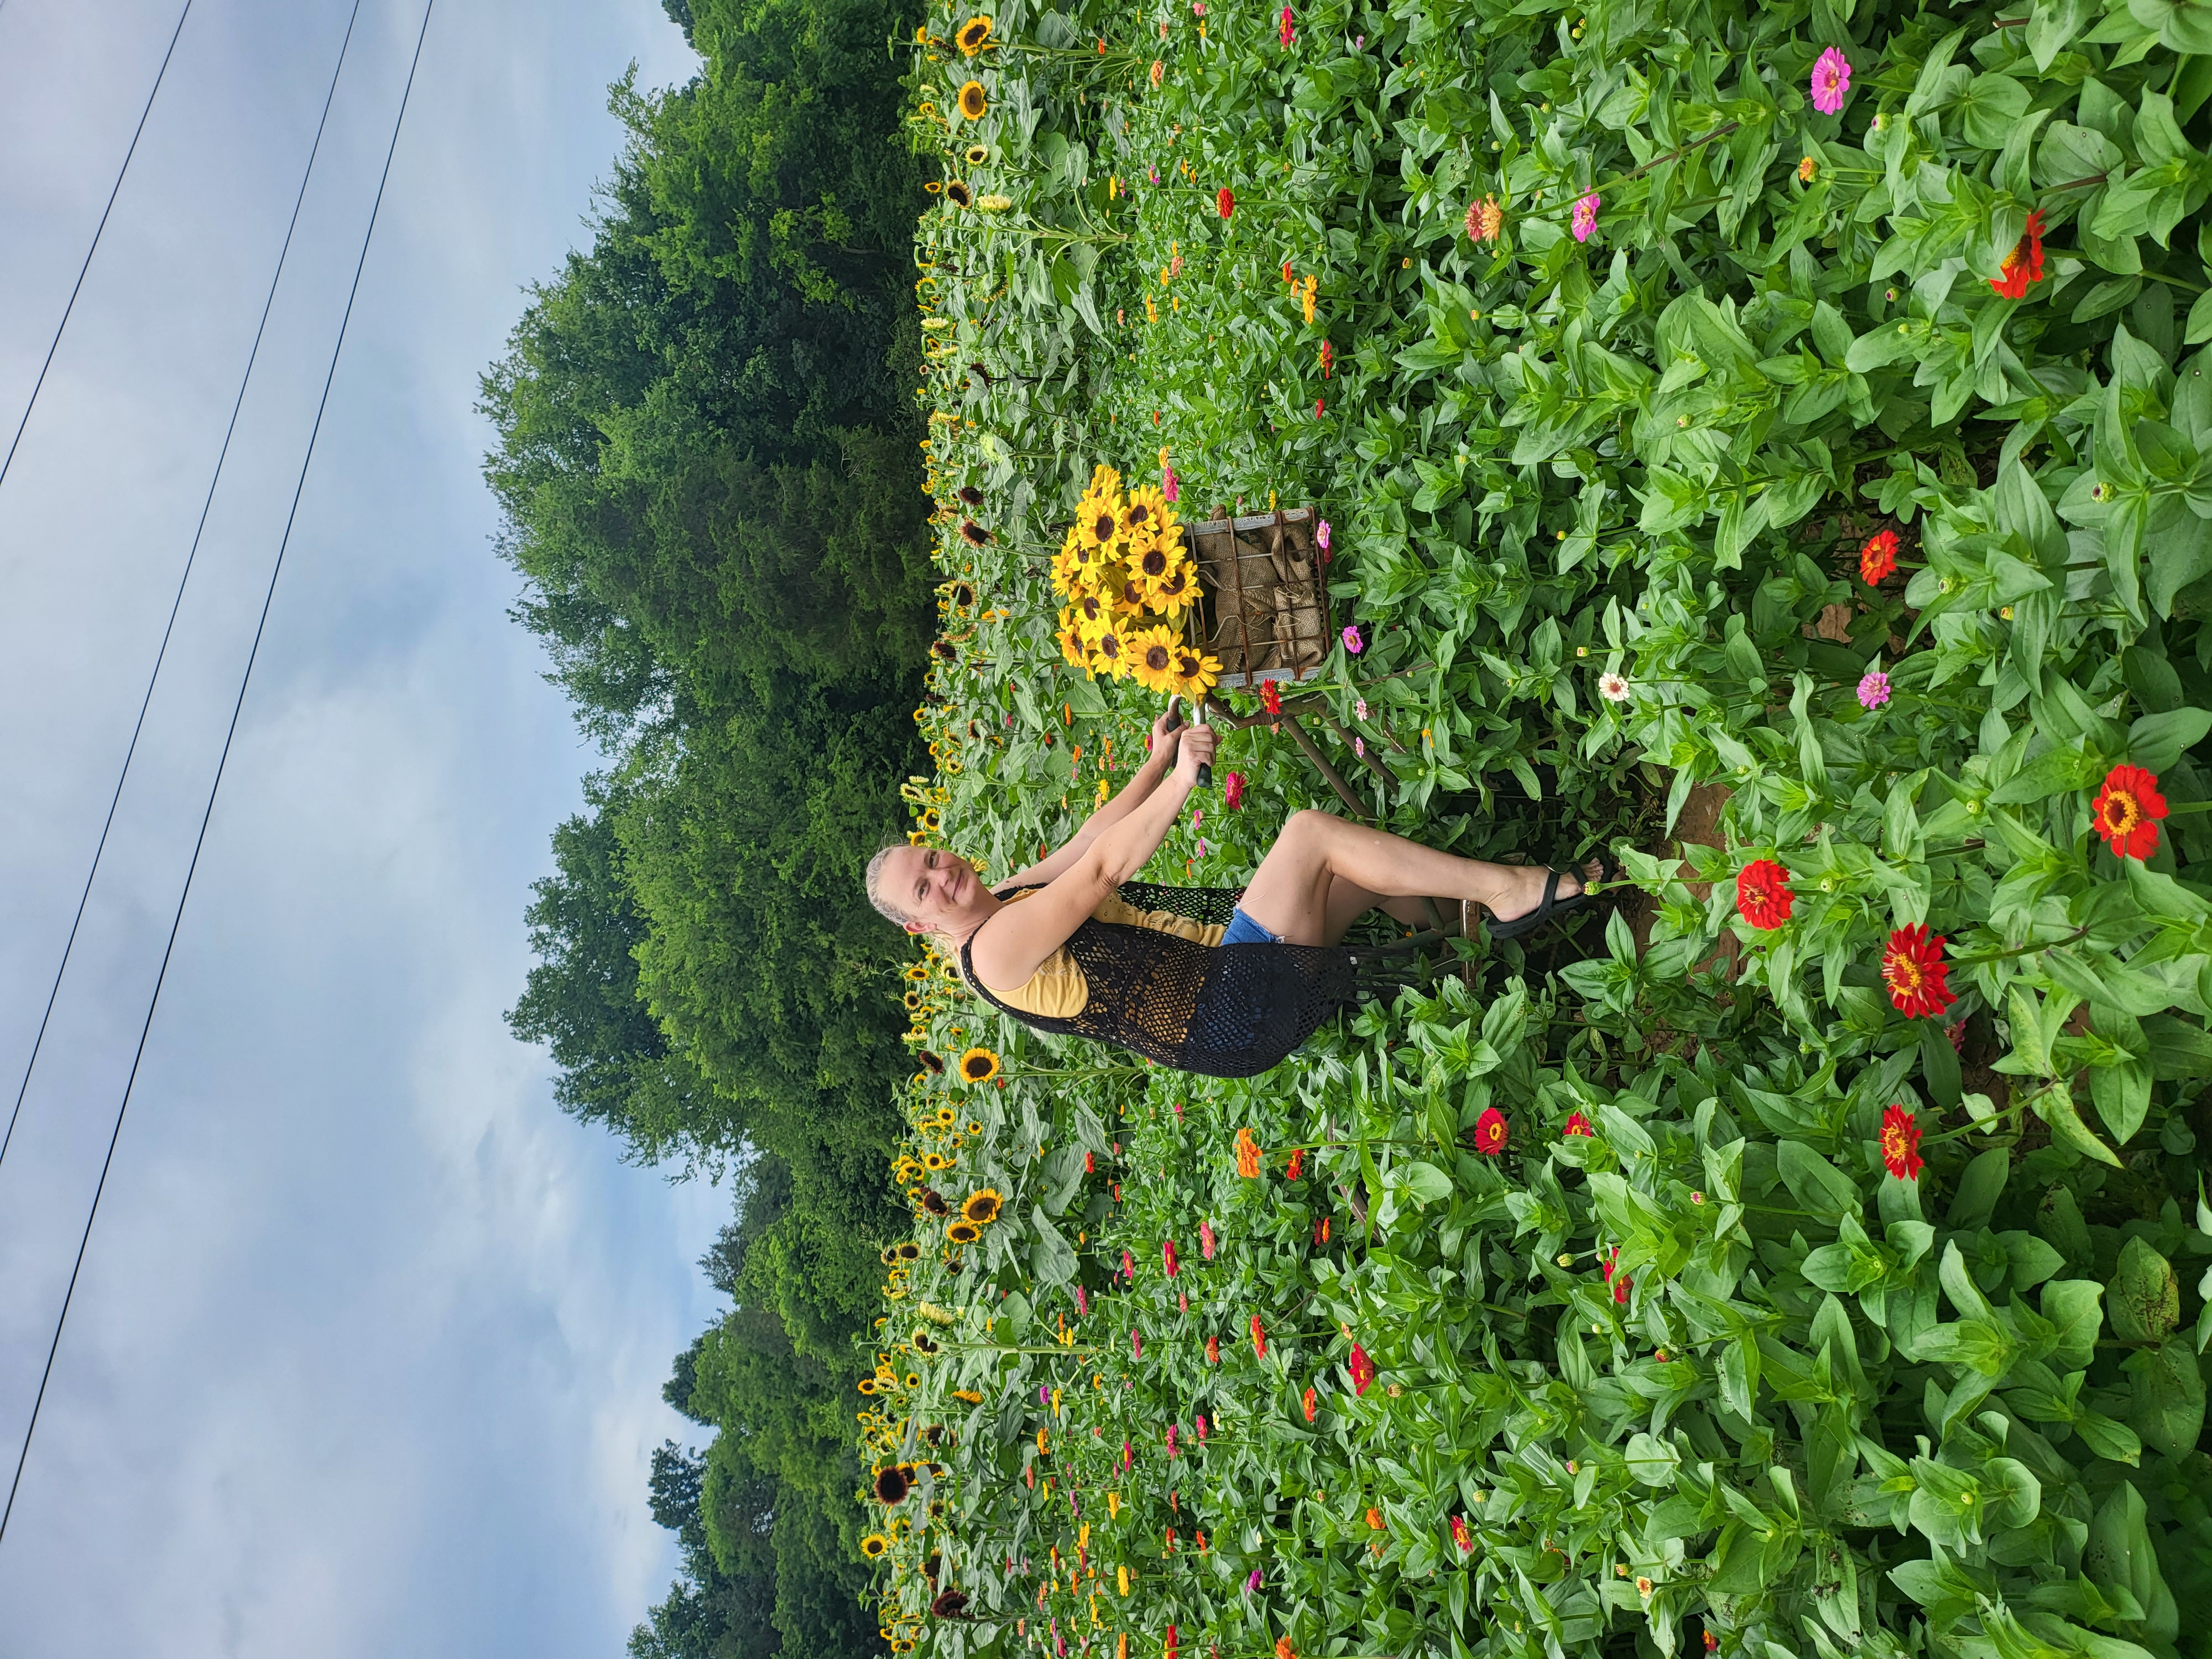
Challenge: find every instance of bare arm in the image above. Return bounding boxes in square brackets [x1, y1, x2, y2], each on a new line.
[969, 723, 1218, 992]
[999, 704, 1187, 890]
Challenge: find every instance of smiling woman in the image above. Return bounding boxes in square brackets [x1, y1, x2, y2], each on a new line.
[865, 703, 1601, 1077]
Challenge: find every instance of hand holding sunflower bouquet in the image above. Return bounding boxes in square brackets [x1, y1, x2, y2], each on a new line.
[1052, 463, 1219, 701]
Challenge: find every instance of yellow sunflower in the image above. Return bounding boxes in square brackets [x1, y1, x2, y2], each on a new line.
[1092, 625, 1130, 677]
[1109, 573, 1152, 618]
[1057, 614, 1093, 670]
[1147, 556, 1197, 615]
[904, 990, 924, 1010]
[964, 143, 989, 165]
[1076, 493, 1122, 554]
[945, 180, 973, 209]
[904, 962, 930, 981]
[933, 1106, 958, 1126]
[957, 1047, 999, 1083]
[1072, 591, 1113, 640]
[1127, 624, 1182, 695]
[957, 81, 987, 119]
[922, 1151, 952, 1171]
[952, 1389, 983, 1404]
[1120, 483, 1170, 543]
[1088, 462, 1124, 497]
[947, 1220, 983, 1244]
[895, 1241, 921, 1262]
[955, 16, 992, 54]
[962, 1189, 1004, 1224]
[1170, 643, 1222, 699]
[862, 1533, 891, 1558]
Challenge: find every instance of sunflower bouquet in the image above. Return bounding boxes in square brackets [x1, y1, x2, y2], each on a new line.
[1052, 463, 1219, 700]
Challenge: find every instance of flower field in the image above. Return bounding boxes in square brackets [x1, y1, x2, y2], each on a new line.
[867, 2, 2212, 1657]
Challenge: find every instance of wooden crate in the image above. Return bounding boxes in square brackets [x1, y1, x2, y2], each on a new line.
[1184, 507, 1331, 690]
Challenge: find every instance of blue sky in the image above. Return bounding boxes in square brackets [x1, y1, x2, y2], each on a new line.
[0, 1, 728, 1650]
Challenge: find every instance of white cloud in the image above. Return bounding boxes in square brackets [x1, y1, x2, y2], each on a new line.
[0, 0, 724, 1650]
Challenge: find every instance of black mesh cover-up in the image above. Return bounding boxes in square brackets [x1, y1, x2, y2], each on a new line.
[958, 881, 1358, 1078]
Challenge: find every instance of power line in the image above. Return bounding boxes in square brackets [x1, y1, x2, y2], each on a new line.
[0, 0, 438, 1552]
[0, 0, 193, 496]
[0, 0, 368, 1181]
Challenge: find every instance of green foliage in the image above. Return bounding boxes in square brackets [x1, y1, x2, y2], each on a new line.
[868, 0, 2212, 1656]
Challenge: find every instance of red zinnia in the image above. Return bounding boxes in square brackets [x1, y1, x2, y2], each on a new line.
[1563, 1111, 1593, 1138]
[1990, 210, 2046, 299]
[1217, 186, 1234, 218]
[1164, 1239, 1180, 1277]
[1599, 1247, 1631, 1305]
[1859, 528, 1898, 586]
[2092, 764, 2168, 860]
[1881, 925, 1956, 1019]
[1224, 770, 1245, 809]
[1348, 1343, 1375, 1395]
[1472, 1106, 1508, 1155]
[1260, 679, 1282, 716]
[1207, 1333, 1219, 1364]
[1285, 1147, 1303, 1180]
[1734, 858, 1793, 930]
[1278, 4, 1293, 45]
[1450, 1515, 1473, 1553]
[1302, 1387, 1317, 1422]
[1320, 339, 1332, 378]
[1250, 1314, 1266, 1358]
[1880, 1103, 1923, 1181]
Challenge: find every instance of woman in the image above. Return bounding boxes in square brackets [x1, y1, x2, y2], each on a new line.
[867, 702, 1602, 1077]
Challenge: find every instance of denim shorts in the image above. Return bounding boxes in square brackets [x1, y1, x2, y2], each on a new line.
[1219, 906, 1286, 947]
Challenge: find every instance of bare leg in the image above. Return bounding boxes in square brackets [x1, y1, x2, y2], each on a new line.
[1239, 810, 1599, 947]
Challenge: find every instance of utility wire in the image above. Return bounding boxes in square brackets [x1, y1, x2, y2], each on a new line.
[0, 0, 368, 1180]
[0, 0, 193, 495]
[0, 0, 438, 1552]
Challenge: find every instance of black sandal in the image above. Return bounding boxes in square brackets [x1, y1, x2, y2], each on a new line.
[1485, 862, 1607, 942]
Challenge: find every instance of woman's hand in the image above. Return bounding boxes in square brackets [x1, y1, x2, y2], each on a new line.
[1149, 703, 1185, 764]
[1172, 721, 1217, 785]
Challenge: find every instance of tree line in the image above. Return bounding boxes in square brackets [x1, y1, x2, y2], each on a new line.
[482, 0, 928, 1651]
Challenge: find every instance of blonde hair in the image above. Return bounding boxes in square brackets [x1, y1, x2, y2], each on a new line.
[864, 842, 912, 926]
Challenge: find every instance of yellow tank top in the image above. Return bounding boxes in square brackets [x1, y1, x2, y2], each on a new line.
[971, 889, 1225, 1019]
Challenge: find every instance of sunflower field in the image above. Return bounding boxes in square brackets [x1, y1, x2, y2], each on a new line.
[864, 1, 2212, 1657]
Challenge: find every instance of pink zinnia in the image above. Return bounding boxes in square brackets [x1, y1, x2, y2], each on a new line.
[1074, 1285, 1089, 1315]
[1224, 771, 1245, 809]
[1122, 1248, 1136, 1281]
[1162, 463, 1178, 503]
[1858, 670, 1890, 709]
[1316, 519, 1330, 551]
[1199, 1219, 1215, 1259]
[1166, 1422, 1179, 1455]
[1133, 1328, 1143, 1359]
[1572, 192, 1599, 242]
[1196, 1413, 1207, 1440]
[1278, 5, 1293, 45]
[1342, 624, 1363, 654]
[1810, 46, 1850, 113]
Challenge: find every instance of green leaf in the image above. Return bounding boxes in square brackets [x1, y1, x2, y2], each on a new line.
[2030, 1082, 2123, 1166]
[2086, 1480, 2182, 1641]
[1398, 1160, 1454, 1207]
[1778, 1140, 1862, 1224]
[2042, 1280, 2107, 1369]
[1948, 1147, 2011, 1230]
[2107, 1236, 2180, 1340]
[2125, 705, 2212, 769]
[1029, 1205, 1078, 1285]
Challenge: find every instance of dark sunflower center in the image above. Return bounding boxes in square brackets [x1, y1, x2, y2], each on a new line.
[1142, 549, 1167, 576]
[1094, 513, 1116, 541]
[1129, 503, 1150, 526]
[1145, 646, 1171, 671]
